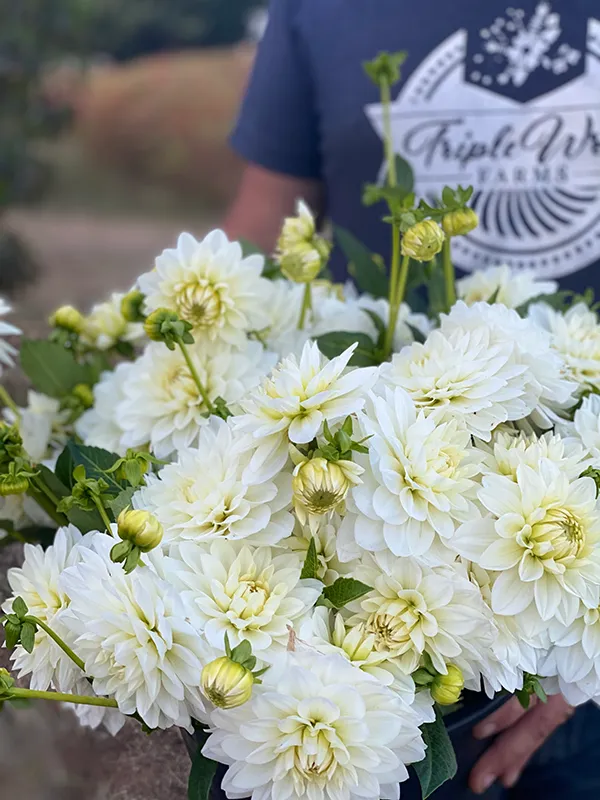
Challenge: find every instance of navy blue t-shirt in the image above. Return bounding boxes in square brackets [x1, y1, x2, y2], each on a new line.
[231, 0, 600, 293]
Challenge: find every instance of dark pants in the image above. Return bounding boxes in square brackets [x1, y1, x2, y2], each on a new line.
[207, 701, 600, 799]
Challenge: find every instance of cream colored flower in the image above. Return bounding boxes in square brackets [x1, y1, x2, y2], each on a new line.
[138, 230, 271, 348]
[572, 393, 600, 459]
[457, 265, 557, 309]
[81, 292, 144, 351]
[3, 391, 70, 463]
[284, 516, 356, 584]
[275, 200, 331, 282]
[75, 362, 133, 455]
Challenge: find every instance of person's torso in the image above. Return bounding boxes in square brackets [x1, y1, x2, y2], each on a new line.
[294, 0, 600, 292]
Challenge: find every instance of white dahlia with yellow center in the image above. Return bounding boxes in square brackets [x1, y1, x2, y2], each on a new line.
[347, 553, 495, 676]
[133, 417, 294, 546]
[453, 461, 600, 629]
[457, 265, 557, 309]
[159, 540, 321, 659]
[234, 341, 377, 481]
[138, 230, 271, 348]
[342, 388, 482, 562]
[203, 649, 426, 800]
[118, 339, 276, 458]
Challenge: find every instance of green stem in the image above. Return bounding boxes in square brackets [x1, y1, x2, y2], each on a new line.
[24, 615, 86, 673]
[0, 385, 19, 418]
[31, 475, 60, 508]
[383, 240, 410, 360]
[442, 238, 456, 311]
[92, 496, 114, 537]
[8, 687, 117, 708]
[380, 80, 396, 188]
[176, 337, 215, 415]
[298, 283, 313, 330]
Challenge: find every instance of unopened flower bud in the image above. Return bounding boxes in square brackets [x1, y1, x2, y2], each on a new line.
[431, 664, 464, 706]
[279, 243, 324, 283]
[49, 305, 84, 334]
[121, 290, 146, 323]
[0, 474, 30, 496]
[401, 220, 445, 262]
[292, 457, 351, 518]
[201, 656, 254, 709]
[117, 509, 163, 552]
[442, 208, 479, 238]
[276, 201, 331, 283]
[72, 383, 94, 410]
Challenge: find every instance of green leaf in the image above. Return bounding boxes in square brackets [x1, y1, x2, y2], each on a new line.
[188, 732, 218, 800]
[322, 577, 373, 609]
[316, 332, 380, 367]
[20, 622, 36, 654]
[515, 291, 573, 318]
[67, 442, 124, 496]
[66, 507, 106, 534]
[108, 487, 136, 518]
[534, 682, 548, 704]
[230, 639, 252, 665]
[334, 226, 388, 298]
[20, 340, 93, 399]
[4, 621, 21, 650]
[413, 708, 458, 798]
[12, 597, 28, 620]
[300, 538, 320, 580]
[54, 447, 76, 489]
[394, 155, 415, 199]
[407, 323, 426, 345]
[124, 460, 143, 487]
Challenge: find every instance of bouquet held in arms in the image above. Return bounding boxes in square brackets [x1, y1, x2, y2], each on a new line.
[2, 51, 600, 800]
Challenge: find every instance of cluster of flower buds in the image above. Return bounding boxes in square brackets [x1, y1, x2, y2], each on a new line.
[275, 201, 331, 283]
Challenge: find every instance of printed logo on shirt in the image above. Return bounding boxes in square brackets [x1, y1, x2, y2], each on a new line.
[366, 3, 600, 278]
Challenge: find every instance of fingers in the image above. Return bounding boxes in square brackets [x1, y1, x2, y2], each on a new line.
[472, 696, 530, 740]
[469, 695, 574, 795]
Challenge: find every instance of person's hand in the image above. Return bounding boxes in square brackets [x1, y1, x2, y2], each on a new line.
[468, 694, 575, 794]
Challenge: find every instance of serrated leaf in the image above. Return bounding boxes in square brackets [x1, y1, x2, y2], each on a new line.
[20, 622, 36, 654]
[12, 597, 28, 620]
[413, 708, 457, 798]
[5, 621, 21, 650]
[334, 226, 388, 298]
[322, 577, 373, 609]
[300, 538, 319, 580]
[20, 340, 93, 399]
[317, 332, 380, 367]
[67, 442, 124, 496]
[108, 487, 136, 518]
[188, 730, 218, 800]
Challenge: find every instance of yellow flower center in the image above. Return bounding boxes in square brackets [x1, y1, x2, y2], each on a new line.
[532, 508, 585, 560]
[176, 281, 223, 329]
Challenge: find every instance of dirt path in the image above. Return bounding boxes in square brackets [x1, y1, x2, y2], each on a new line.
[0, 207, 218, 799]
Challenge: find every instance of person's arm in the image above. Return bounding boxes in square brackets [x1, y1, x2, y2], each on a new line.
[224, 164, 324, 254]
[470, 694, 575, 793]
[225, 0, 323, 251]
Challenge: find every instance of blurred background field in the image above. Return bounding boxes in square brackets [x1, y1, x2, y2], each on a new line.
[0, 1, 267, 796]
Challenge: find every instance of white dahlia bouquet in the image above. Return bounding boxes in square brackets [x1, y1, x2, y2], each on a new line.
[3, 50, 600, 800]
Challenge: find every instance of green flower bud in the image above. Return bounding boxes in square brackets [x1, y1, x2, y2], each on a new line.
[430, 664, 464, 706]
[72, 383, 94, 410]
[143, 308, 193, 349]
[401, 220, 445, 262]
[49, 305, 84, 334]
[0, 474, 30, 496]
[442, 208, 479, 238]
[363, 51, 408, 87]
[276, 201, 331, 283]
[279, 243, 324, 283]
[201, 656, 254, 709]
[121, 290, 146, 323]
[117, 509, 163, 552]
[0, 423, 23, 467]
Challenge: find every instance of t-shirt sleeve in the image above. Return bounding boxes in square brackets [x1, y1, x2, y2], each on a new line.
[230, 0, 322, 179]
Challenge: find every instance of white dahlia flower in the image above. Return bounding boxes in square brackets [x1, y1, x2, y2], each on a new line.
[138, 230, 271, 348]
[347, 553, 495, 677]
[4, 391, 69, 463]
[284, 516, 357, 584]
[60, 533, 210, 731]
[159, 540, 321, 659]
[453, 462, 600, 630]
[0, 493, 55, 539]
[478, 429, 591, 483]
[234, 341, 377, 481]
[441, 301, 577, 427]
[2, 526, 87, 692]
[343, 388, 481, 563]
[0, 297, 21, 374]
[540, 601, 600, 705]
[81, 292, 144, 351]
[572, 393, 600, 459]
[118, 339, 276, 458]
[75, 361, 133, 455]
[256, 279, 309, 357]
[133, 417, 294, 546]
[204, 649, 426, 800]
[528, 302, 600, 393]
[457, 265, 557, 309]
